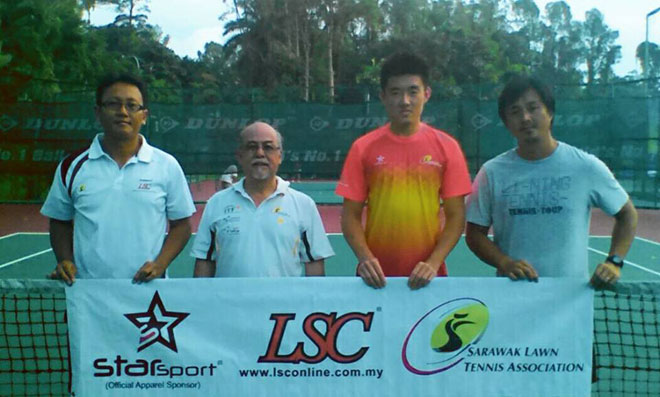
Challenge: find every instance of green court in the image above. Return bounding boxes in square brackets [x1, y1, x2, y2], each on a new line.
[1, 232, 659, 281]
[1, 233, 659, 397]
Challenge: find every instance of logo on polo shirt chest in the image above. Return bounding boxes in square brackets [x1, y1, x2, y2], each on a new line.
[272, 206, 292, 224]
[136, 178, 154, 191]
[224, 204, 241, 214]
[420, 154, 443, 168]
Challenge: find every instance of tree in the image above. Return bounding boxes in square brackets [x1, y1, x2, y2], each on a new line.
[537, 1, 584, 84]
[582, 9, 620, 84]
[637, 41, 660, 79]
[0, 0, 90, 101]
[109, 0, 150, 28]
[79, 0, 113, 23]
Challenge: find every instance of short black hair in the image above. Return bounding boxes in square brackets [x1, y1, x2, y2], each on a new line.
[498, 75, 554, 125]
[380, 52, 430, 90]
[95, 74, 148, 107]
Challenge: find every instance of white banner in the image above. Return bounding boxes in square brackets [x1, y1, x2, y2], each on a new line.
[66, 277, 593, 396]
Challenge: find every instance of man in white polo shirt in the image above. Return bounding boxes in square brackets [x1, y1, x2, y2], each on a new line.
[41, 74, 196, 284]
[192, 122, 334, 277]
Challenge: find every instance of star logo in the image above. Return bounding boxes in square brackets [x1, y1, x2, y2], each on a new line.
[375, 155, 385, 165]
[124, 291, 189, 353]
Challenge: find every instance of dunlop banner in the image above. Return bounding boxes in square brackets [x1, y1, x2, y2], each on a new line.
[66, 277, 593, 396]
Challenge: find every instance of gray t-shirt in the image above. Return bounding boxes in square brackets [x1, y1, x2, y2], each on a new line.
[466, 142, 628, 278]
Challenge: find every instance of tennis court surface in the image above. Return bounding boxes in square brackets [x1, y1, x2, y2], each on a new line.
[1, 180, 659, 396]
[1, 232, 659, 396]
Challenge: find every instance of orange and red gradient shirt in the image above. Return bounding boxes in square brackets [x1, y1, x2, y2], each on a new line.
[336, 123, 472, 276]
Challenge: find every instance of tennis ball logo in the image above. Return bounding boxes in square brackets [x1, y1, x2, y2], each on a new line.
[430, 303, 489, 353]
[402, 298, 489, 375]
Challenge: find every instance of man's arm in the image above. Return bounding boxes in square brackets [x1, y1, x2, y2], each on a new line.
[408, 196, 466, 289]
[590, 200, 638, 288]
[193, 258, 216, 277]
[47, 218, 77, 285]
[133, 217, 193, 283]
[341, 198, 386, 288]
[465, 222, 538, 281]
[305, 259, 325, 276]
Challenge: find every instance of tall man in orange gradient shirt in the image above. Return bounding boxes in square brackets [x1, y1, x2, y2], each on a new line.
[336, 52, 472, 290]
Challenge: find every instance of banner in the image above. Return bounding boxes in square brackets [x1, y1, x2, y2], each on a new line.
[66, 277, 594, 396]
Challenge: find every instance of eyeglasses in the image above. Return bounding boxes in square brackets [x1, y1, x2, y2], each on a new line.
[242, 142, 281, 154]
[100, 101, 146, 113]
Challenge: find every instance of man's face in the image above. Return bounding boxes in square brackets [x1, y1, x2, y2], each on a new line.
[503, 88, 553, 145]
[95, 82, 148, 141]
[380, 74, 430, 131]
[236, 124, 282, 182]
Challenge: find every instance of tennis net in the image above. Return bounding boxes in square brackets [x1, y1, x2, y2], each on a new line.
[0, 280, 658, 397]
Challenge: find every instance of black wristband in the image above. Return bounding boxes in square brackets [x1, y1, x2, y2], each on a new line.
[606, 255, 624, 268]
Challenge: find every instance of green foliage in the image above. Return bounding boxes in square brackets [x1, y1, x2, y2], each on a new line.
[0, 41, 13, 69]
[0, 0, 89, 101]
[0, 0, 646, 104]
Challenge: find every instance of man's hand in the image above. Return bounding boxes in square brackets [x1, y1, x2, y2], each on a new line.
[357, 257, 386, 289]
[590, 262, 621, 289]
[48, 259, 77, 286]
[133, 260, 167, 284]
[497, 258, 538, 281]
[408, 261, 439, 290]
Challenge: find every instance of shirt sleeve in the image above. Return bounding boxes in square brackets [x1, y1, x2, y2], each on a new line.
[190, 198, 216, 261]
[335, 140, 368, 202]
[298, 196, 335, 263]
[440, 136, 472, 199]
[40, 161, 74, 221]
[165, 157, 196, 220]
[465, 166, 492, 227]
[587, 156, 629, 216]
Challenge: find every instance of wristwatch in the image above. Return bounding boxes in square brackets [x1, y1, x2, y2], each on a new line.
[606, 255, 624, 268]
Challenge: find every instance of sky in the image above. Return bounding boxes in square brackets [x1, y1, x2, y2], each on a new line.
[90, 0, 660, 77]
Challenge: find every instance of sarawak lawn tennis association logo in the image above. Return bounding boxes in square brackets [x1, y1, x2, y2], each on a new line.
[402, 298, 489, 375]
[124, 291, 189, 352]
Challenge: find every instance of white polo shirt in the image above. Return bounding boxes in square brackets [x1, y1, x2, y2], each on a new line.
[191, 177, 335, 277]
[41, 134, 196, 279]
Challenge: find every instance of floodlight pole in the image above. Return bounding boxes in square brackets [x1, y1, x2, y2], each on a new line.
[645, 7, 660, 94]
[645, 7, 660, 188]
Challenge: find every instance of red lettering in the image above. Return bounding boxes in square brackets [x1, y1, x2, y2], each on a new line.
[324, 312, 373, 363]
[257, 314, 297, 363]
[258, 312, 374, 364]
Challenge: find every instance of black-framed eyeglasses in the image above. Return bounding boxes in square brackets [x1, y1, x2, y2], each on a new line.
[242, 142, 281, 154]
[100, 101, 146, 113]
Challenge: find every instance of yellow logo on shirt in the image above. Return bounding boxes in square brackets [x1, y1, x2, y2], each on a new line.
[79, 184, 86, 192]
[277, 216, 284, 224]
[421, 155, 443, 168]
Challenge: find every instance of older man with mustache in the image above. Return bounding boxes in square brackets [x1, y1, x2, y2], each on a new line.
[191, 122, 334, 277]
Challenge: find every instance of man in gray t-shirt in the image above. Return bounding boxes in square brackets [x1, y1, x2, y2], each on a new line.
[465, 75, 638, 287]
